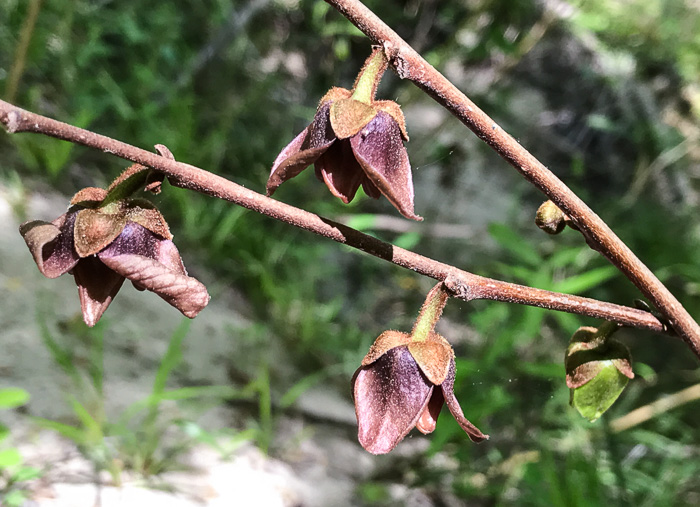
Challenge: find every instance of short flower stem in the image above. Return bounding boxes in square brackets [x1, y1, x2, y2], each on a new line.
[0, 100, 678, 350]
[323, 0, 700, 358]
[411, 282, 449, 342]
[351, 47, 388, 104]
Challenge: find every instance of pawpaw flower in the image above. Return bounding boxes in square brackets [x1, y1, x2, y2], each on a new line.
[266, 48, 420, 221]
[352, 330, 488, 454]
[19, 187, 209, 326]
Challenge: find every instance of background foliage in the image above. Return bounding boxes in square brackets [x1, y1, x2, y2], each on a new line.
[1, 0, 700, 504]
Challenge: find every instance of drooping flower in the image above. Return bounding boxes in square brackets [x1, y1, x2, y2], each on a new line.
[352, 330, 488, 454]
[266, 48, 420, 221]
[20, 187, 209, 326]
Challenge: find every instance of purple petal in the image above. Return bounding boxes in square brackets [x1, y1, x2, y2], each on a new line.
[315, 140, 365, 203]
[352, 346, 433, 454]
[350, 111, 421, 220]
[442, 359, 489, 443]
[267, 102, 336, 196]
[72, 257, 125, 327]
[98, 224, 209, 318]
[19, 213, 80, 278]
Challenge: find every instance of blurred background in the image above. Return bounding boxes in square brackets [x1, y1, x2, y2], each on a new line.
[1, 0, 700, 505]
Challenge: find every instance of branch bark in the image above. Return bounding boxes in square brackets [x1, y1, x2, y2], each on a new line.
[0, 99, 672, 339]
[324, 0, 700, 356]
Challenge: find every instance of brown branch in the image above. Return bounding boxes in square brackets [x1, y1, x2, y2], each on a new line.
[0, 99, 672, 339]
[324, 0, 700, 357]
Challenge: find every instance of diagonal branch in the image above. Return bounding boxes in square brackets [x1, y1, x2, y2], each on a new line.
[0, 99, 673, 341]
[323, 0, 700, 357]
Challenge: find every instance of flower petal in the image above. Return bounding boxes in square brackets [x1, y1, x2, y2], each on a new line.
[408, 332, 454, 385]
[124, 199, 173, 240]
[329, 99, 377, 140]
[74, 208, 127, 257]
[350, 111, 421, 220]
[442, 359, 489, 442]
[373, 100, 409, 141]
[416, 388, 444, 435]
[266, 102, 336, 196]
[352, 346, 433, 454]
[98, 224, 209, 318]
[19, 213, 80, 278]
[72, 257, 125, 327]
[315, 140, 365, 203]
[361, 330, 412, 366]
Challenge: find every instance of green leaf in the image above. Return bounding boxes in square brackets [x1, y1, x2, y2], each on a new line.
[153, 319, 191, 396]
[32, 418, 86, 445]
[12, 465, 42, 482]
[344, 213, 377, 231]
[69, 398, 103, 441]
[0, 448, 22, 468]
[0, 388, 30, 409]
[488, 223, 540, 266]
[553, 266, 617, 294]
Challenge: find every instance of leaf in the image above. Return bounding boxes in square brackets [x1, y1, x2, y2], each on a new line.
[69, 398, 103, 442]
[153, 319, 191, 396]
[0, 448, 21, 468]
[488, 223, 540, 267]
[0, 388, 30, 409]
[553, 266, 617, 294]
[344, 214, 377, 231]
[32, 417, 87, 444]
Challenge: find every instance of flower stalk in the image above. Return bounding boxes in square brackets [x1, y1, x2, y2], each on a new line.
[411, 282, 449, 343]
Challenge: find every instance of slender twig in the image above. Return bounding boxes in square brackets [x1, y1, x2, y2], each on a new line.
[0, 99, 671, 338]
[610, 383, 700, 433]
[323, 0, 700, 357]
[5, 0, 42, 103]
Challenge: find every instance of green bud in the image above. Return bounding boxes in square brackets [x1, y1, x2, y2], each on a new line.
[565, 324, 634, 422]
[570, 360, 630, 422]
[535, 200, 567, 235]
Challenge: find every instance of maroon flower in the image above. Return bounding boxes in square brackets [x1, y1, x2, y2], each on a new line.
[266, 85, 420, 221]
[20, 187, 209, 326]
[352, 330, 488, 454]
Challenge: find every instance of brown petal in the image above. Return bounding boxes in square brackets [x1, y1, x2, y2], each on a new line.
[70, 187, 108, 206]
[72, 257, 125, 327]
[361, 330, 412, 366]
[350, 111, 421, 221]
[352, 346, 434, 454]
[19, 214, 80, 278]
[266, 102, 336, 196]
[408, 332, 454, 385]
[442, 359, 489, 443]
[98, 224, 209, 318]
[416, 388, 444, 435]
[124, 200, 172, 240]
[329, 99, 377, 140]
[73, 208, 127, 257]
[315, 140, 366, 203]
[318, 86, 352, 105]
[566, 360, 604, 389]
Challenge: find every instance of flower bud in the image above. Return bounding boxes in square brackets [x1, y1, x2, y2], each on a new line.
[565, 325, 634, 422]
[535, 200, 567, 235]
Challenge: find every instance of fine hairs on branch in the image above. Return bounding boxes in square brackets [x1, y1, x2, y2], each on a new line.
[0, 0, 697, 363]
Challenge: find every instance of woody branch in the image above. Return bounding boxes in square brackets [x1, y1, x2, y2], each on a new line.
[0, 99, 674, 342]
[323, 0, 700, 356]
